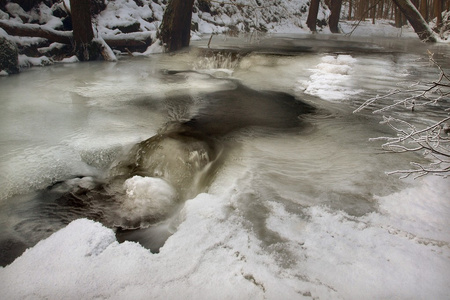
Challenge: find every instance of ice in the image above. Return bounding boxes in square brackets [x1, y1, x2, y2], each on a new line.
[299, 54, 363, 101]
[121, 176, 178, 225]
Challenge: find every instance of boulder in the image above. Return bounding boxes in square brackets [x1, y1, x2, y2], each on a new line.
[0, 35, 19, 74]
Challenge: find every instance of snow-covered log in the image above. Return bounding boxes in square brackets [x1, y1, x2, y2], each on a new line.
[0, 20, 152, 50]
[0, 20, 72, 44]
[94, 36, 117, 62]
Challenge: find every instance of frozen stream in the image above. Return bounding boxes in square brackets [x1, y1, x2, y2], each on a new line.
[0, 35, 449, 299]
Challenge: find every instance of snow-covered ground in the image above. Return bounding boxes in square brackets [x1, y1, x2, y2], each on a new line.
[1, 176, 449, 299]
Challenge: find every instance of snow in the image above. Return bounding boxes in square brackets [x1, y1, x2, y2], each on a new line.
[37, 42, 65, 54]
[4, 3, 29, 21]
[18, 54, 52, 68]
[94, 36, 118, 61]
[0, 8, 8, 20]
[59, 55, 78, 63]
[339, 19, 418, 38]
[139, 38, 164, 55]
[1, 175, 449, 299]
[96, 0, 157, 36]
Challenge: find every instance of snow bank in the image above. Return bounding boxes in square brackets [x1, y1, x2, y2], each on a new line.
[1, 176, 449, 299]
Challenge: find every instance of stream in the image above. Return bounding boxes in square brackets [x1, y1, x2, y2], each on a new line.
[0, 35, 449, 298]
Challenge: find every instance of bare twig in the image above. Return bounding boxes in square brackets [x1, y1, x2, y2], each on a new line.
[354, 51, 450, 178]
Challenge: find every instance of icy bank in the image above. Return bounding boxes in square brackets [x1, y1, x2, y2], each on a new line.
[1, 176, 449, 299]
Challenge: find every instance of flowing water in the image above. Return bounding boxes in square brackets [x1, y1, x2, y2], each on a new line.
[0, 35, 449, 268]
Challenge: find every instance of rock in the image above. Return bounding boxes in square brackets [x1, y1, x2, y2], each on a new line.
[0, 36, 19, 74]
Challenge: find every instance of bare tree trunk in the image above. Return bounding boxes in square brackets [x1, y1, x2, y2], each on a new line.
[419, 0, 428, 21]
[159, 0, 195, 52]
[70, 0, 100, 61]
[329, 0, 343, 33]
[378, 0, 385, 19]
[306, 0, 321, 32]
[392, 0, 438, 42]
[356, 0, 368, 20]
[434, 0, 443, 29]
[372, 0, 377, 24]
[348, 0, 353, 20]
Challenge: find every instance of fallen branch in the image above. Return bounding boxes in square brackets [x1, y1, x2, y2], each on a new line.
[0, 20, 152, 49]
[0, 20, 72, 44]
[102, 32, 152, 48]
[354, 51, 450, 178]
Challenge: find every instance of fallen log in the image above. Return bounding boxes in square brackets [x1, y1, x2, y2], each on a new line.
[0, 20, 153, 50]
[103, 32, 153, 49]
[0, 20, 72, 44]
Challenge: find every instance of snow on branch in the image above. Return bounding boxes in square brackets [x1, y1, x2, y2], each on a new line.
[354, 51, 450, 179]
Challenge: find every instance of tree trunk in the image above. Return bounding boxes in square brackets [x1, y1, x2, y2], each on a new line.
[419, 0, 428, 21]
[329, 0, 343, 33]
[392, 0, 438, 42]
[348, 0, 353, 20]
[372, 0, 376, 24]
[70, 0, 100, 61]
[306, 0, 321, 32]
[378, 0, 385, 19]
[395, 5, 402, 27]
[434, 0, 443, 29]
[159, 0, 195, 52]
